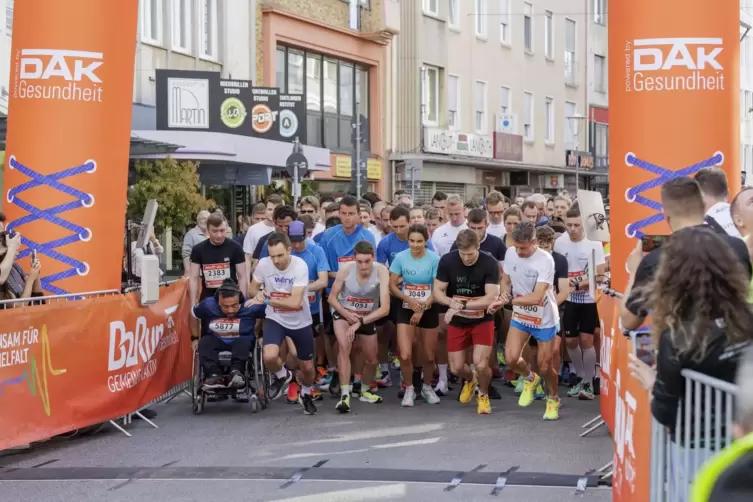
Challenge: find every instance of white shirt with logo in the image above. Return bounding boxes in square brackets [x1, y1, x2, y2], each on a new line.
[706, 202, 741, 238]
[503, 247, 559, 329]
[243, 221, 275, 255]
[430, 221, 468, 257]
[253, 255, 312, 330]
[487, 221, 506, 239]
[553, 233, 606, 304]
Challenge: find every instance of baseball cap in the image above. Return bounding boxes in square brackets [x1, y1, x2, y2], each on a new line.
[288, 221, 306, 242]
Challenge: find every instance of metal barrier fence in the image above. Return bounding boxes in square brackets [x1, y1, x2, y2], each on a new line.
[0, 289, 121, 308]
[649, 369, 739, 502]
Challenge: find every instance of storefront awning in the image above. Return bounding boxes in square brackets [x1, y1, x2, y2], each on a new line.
[390, 152, 604, 177]
[130, 133, 183, 156]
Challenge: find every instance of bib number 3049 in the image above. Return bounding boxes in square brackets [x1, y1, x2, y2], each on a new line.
[402, 284, 430, 309]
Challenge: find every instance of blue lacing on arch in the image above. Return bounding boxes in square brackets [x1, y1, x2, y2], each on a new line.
[5, 156, 96, 295]
[624, 152, 724, 238]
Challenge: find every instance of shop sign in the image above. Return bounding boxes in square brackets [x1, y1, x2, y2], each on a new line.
[423, 128, 493, 159]
[540, 174, 565, 189]
[493, 132, 523, 162]
[333, 155, 382, 180]
[156, 69, 305, 143]
[566, 150, 594, 170]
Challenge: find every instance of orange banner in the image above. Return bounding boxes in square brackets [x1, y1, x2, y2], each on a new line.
[598, 294, 618, 434]
[0, 281, 192, 450]
[608, 0, 740, 291]
[2, 1, 138, 295]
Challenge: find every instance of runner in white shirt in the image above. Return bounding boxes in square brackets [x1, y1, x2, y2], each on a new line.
[695, 166, 742, 238]
[485, 190, 508, 239]
[248, 231, 317, 415]
[243, 195, 282, 270]
[491, 221, 561, 420]
[553, 207, 606, 401]
[430, 194, 467, 257]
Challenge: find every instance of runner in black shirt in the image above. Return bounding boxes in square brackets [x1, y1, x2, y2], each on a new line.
[190, 213, 247, 303]
[434, 229, 500, 415]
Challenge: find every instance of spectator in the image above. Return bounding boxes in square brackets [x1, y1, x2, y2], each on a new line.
[695, 167, 742, 238]
[182, 210, 209, 276]
[0, 214, 43, 308]
[629, 226, 753, 494]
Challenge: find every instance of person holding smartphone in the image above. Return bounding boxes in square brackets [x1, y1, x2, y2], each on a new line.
[0, 217, 43, 308]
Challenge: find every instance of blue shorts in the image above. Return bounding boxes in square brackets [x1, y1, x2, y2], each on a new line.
[262, 318, 315, 361]
[510, 320, 558, 342]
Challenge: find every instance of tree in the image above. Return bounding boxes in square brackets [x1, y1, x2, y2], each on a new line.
[127, 158, 212, 234]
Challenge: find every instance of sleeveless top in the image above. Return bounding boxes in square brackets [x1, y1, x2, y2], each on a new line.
[337, 263, 381, 315]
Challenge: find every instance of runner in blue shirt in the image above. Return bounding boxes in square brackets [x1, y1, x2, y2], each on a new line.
[377, 206, 435, 266]
[389, 223, 441, 407]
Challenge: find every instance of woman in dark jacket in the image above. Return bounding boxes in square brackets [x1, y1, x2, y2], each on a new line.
[634, 227, 753, 500]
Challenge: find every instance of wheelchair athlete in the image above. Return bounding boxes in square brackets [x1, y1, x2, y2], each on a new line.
[192, 279, 266, 390]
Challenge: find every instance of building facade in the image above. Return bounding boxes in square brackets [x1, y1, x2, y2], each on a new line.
[257, 0, 399, 197]
[391, 0, 589, 203]
[586, 0, 608, 197]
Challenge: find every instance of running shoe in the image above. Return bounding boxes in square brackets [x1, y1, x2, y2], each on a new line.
[360, 389, 383, 404]
[392, 356, 401, 370]
[448, 372, 460, 384]
[233, 389, 249, 403]
[579, 381, 595, 400]
[311, 388, 323, 401]
[459, 379, 477, 404]
[269, 370, 293, 401]
[401, 386, 416, 407]
[286, 382, 300, 404]
[329, 371, 341, 397]
[543, 396, 561, 420]
[567, 378, 583, 398]
[352, 380, 362, 397]
[519, 374, 541, 408]
[301, 393, 317, 415]
[315, 366, 328, 386]
[203, 374, 225, 389]
[477, 393, 492, 414]
[534, 383, 546, 400]
[488, 384, 502, 400]
[421, 385, 441, 404]
[335, 394, 351, 413]
[497, 350, 506, 366]
[514, 376, 525, 394]
[397, 381, 406, 399]
[434, 380, 449, 397]
[229, 370, 246, 389]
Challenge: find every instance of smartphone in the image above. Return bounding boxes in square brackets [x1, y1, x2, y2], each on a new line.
[641, 234, 669, 253]
[629, 331, 656, 366]
[31, 249, 37, 263]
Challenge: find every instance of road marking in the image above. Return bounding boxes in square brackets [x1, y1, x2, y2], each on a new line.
[277, 449, 369, 460]
[270, 483, 407, 501]
[371, 437, 442, 449]
[297, 423, 445, 446]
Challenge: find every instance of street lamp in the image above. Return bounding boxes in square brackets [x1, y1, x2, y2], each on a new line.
[567, 114, 587, 190]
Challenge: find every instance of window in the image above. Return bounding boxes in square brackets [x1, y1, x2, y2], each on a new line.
[544, 11, 553, 59]
[475, 81, 487, 133]
[276, 48, 286, 90]
[594, 0, 606, 25]
[593, 123, 608, 169]
[565, 19, 577, 85]
[499, 0, 510, 44]
[594, 55, 606, 92]
[423, 0, 438, 16]
[288, 49, 304, 94]
[523, 91, 534, 140]
[545, 97, 554, 143]
[564, 101, 577, 146]
[323, 59, 339, 149]
[448, 0, 459, 28]
[448, 75, 460, 129]
[523, 3, 533, 52]
[172, 0, 191, 52]
[475, 0, 487, 38]
[423, 65, 439, 125]
[499, 86, 510, 115]
[200, 0, 218, 59]
[142, 0, 163, 43]
[356, 67, 369, 119]
[306, 54, 323, 147]
[5, 0, 12, 33]
[339, 64, 354, 147]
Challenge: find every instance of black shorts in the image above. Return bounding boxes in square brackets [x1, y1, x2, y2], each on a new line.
[396, 302, 440, 329]
[321, 292, 334, 335]
[332, 310, 377, 335]
[375, 297, 401, 326]
[562, 301, 599, 337]
[311, 316, 321, 338]
[262, 319, 315, 361]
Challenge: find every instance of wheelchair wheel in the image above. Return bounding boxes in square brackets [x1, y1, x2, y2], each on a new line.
[253, 341, 270, 409]
[191, 350, 205, 415]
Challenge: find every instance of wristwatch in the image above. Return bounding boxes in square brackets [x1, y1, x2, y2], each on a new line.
[460, 300, 468, 309]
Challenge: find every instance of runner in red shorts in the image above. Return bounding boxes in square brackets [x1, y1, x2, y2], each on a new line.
[433, 229, 500, 415]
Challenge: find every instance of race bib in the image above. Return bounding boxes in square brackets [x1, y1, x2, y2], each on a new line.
[454, 296, 484, 319]
[338, 256, 356, 265]
[203, 263, 231, 288]
[270, 291, 303, 313]
[344, 296, 374, 315]
[307, 291, 317, 304]
[402, 284, 430, 309]
[208, 318, 241, 338]
[512, 297, 549, 327]
[568, 270, 586, 283]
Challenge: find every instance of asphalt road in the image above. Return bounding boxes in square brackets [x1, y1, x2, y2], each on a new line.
[0, 375, 614, 501]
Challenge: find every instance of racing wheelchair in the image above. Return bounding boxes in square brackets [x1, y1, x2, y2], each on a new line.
[190, 337, 272, 414]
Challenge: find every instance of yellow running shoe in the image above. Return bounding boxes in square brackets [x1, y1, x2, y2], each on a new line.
[459, 379, 477, 404]
[518, 373, 541, 408]
[543, 396, 561, 420]
[496, 350, 506, 366]
[477, 394, 492, 415]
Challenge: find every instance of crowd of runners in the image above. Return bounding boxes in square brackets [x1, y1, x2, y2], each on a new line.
[186, 188, 608, 419]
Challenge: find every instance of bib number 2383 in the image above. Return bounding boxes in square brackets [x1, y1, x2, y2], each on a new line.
[203, 263, 231, 288]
